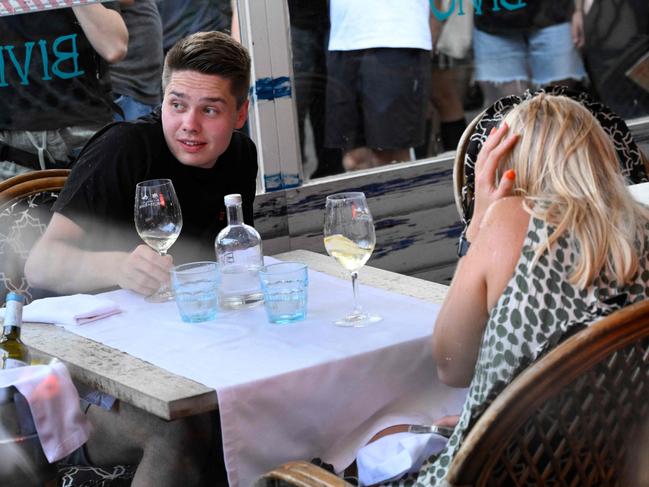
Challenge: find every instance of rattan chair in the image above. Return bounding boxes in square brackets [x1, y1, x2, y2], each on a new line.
[452, 89, 649, 237]
[0, 169, 70, 304]
[257, 298, 649, 486]
[0, 170, 138, 485]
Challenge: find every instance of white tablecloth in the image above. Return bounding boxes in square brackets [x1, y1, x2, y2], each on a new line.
[52, 262, 467, 486]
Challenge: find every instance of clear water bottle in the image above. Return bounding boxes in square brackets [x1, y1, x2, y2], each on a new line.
[215, 194, 264, 309]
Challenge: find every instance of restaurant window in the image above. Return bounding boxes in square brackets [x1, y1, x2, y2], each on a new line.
[239, 0, 649, 189]
[0, 1, 648, 187]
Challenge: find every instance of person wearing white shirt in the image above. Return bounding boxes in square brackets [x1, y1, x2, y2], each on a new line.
[325, 0, 433, 171]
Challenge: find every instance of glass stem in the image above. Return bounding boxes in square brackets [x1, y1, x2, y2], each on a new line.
[351, 271, 362, 315]
[158, 250, 169, 292]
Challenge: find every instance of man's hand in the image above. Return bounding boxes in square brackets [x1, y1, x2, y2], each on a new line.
[116, 245, 173, 296]
[466, 123, 519, 241]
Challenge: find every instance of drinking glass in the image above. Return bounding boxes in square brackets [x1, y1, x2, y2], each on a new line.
[259, 262, 309, 324]
[134, 179, 183, 302]
[323, 192, 381, 326]
[171, 262, 219, 323]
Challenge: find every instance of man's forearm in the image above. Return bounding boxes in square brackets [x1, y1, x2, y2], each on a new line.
[72, 4, 128, 63]
[25, 238, 126, 294]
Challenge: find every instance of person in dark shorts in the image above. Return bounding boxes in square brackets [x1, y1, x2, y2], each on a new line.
[325, 0, 432, 171]
[288, 0, 343, 178]
[25, 32, 257, 487]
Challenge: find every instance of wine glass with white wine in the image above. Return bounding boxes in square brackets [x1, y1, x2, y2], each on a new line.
[323, 192, 382, 326]
[134, 179, 183, 302]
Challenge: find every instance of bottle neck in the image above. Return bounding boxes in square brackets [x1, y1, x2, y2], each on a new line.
[226, 203, 244, 226]
[2, 326, 21, 341]
[3, 299, 22, 340]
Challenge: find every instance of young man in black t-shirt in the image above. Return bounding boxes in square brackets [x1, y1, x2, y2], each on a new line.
[27, 31, 257, 297]
[25, 32, 257, 486]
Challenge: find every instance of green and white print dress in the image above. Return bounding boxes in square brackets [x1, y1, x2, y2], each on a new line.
[391, 216, 649, 487]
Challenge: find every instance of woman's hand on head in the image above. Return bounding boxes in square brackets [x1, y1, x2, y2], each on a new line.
[468, 124, 519, 241]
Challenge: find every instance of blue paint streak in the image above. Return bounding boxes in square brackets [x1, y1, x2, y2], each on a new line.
[264, 172, 302, 191]
[374, 218, 409, 230]
[264, 174, 283, 191]
[254, 76, 292, 101]
[281, 172, 302, 189]
[255, 77, 275, 101]
[287, 168, 453, 214]
[432, 222, 464, 242]
[373, 237, 416, 259]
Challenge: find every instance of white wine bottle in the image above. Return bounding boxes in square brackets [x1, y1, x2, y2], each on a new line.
[0, 292, 29, 369]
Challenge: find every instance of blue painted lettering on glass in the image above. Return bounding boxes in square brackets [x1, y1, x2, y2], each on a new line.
[0, 33, 84, 87]
[430, 0, 455, 20]
[38, 40, 52, 81]
[5, 42, 34, 85]
[429, 0, 526, 20]
[498, 0, 527, 11]
[0, 48, 7, 87]
[51, 34, 84, 79]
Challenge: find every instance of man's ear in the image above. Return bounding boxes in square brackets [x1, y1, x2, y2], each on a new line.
[235, 99, 250, 129]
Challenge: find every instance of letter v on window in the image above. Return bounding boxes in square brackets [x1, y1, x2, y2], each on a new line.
[5, 42, 35, 86]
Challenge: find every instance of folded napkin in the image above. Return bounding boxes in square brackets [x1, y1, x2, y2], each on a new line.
[356, 432, 448, 485]
[0, 294, 121, 326]
[0, 361, 91, 462]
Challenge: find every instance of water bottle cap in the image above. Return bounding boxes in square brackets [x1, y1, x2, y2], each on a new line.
[6, 292, 23, 303]
[224, 194, 242, 206]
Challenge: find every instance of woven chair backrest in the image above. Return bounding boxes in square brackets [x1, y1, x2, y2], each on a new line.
[447, 299, 649, 487]
[0, 170, 69, 304]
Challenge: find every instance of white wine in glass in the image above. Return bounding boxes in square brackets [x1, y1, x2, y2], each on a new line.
[134, 179, 183, 302]
[324, 192, 381, 326]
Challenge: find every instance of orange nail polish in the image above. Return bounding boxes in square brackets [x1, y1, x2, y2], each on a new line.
[505, 169, 516, 180]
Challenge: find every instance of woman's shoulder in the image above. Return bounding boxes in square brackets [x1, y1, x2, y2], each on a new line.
[472, 197, 531, 308]
[478, 196, 530, 241]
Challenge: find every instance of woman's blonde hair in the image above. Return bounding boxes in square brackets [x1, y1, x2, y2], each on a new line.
[501, 94, 649, 288]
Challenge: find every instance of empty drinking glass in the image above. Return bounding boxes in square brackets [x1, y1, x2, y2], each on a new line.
[171, 262, 219, 323]
[259, 262, 308, 324]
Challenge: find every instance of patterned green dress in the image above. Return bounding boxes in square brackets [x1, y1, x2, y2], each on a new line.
[392, 216, 649, 486]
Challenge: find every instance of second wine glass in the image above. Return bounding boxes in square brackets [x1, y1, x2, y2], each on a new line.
[134, 179, 183, 302]
[323, 192, 382, 326]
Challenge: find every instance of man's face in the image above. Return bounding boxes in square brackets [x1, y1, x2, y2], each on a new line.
[162, 70, 249, 169]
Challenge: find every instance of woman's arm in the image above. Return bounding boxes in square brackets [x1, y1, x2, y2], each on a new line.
[432, 124, 522, 387]
[433, 199, 529, 387]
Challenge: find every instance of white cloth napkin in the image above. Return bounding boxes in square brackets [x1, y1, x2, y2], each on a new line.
[356, 432, 448, 485]
[0, 362, 91, 462]
[0, 294, 121, 326]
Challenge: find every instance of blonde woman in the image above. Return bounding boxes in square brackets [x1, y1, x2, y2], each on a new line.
[396, 94, 649, 485]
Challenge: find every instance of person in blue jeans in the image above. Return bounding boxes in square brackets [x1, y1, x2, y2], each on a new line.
[472, 0, 587, 104]
[112, 0, 164, 121]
